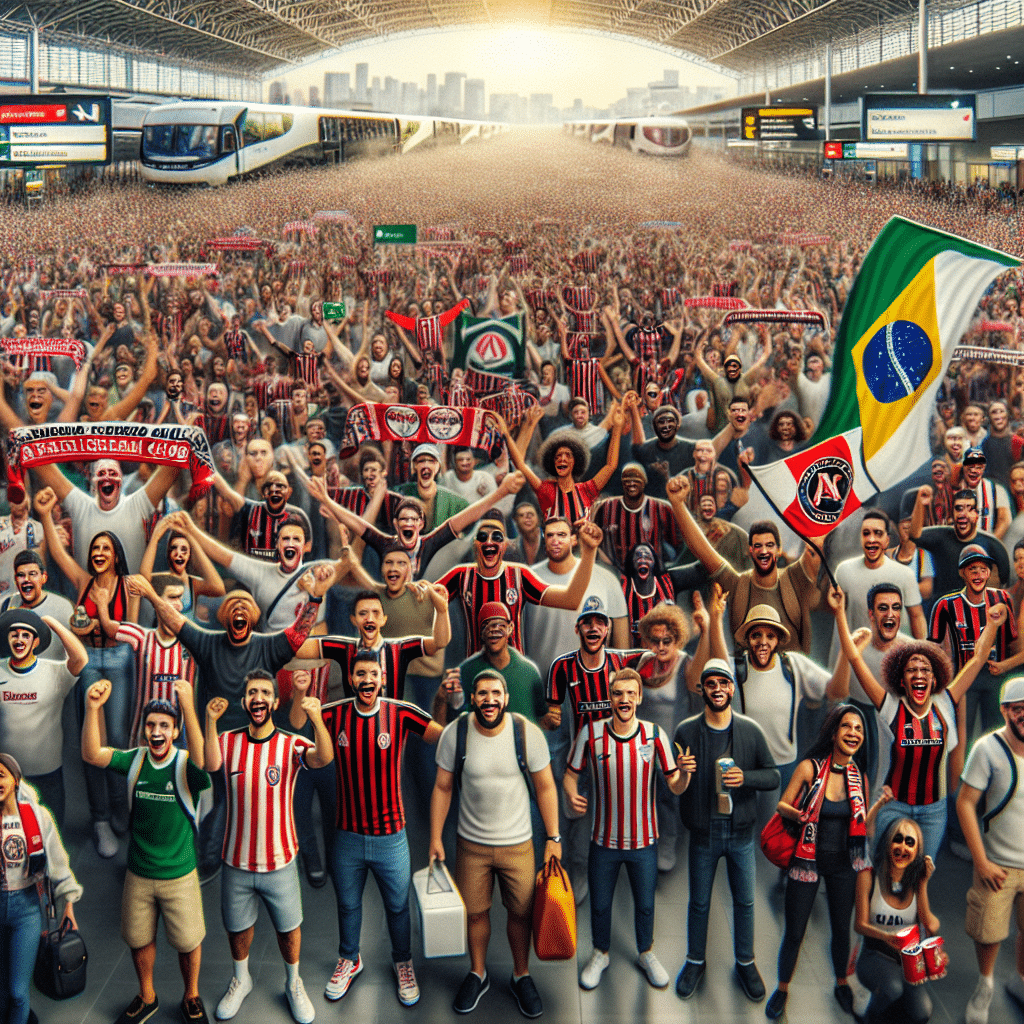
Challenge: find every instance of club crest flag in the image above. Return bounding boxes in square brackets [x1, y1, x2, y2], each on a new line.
[453, 312, 525, 378]
[750, 217, 1017, 538]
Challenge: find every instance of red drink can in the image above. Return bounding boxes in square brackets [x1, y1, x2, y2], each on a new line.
[901, 945, 928, 986]
[921, 936, 947, 980]
[895, 924, 921, 948]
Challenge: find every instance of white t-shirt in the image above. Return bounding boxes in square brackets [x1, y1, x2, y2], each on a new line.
[0, 591, 76, 642]
[794, 371, 831, 428]
[740, 651, 829, 765]
[1, 813, 31, 890]
[62, 485, 156, 575]
[538, 382, 570, 417]
[438, 469, 497, 504]
[962, 730, 1024, 870]
[436, 714, 550, 846]
[227, 553, 328, 631]
[0, 518, 42, 602]
[0, 657, 78, 775]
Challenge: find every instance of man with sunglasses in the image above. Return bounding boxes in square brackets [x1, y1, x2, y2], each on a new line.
[958, 677, 1024, 1024]
[437, 511, 605, 661]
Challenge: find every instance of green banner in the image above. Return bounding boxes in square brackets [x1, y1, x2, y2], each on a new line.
[373, 224, 417, 244]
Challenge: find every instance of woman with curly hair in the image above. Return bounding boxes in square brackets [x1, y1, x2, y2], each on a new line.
[765, 410, 810, 462]
[830, 583, 1006, 861]
[499, 403, 624, 521]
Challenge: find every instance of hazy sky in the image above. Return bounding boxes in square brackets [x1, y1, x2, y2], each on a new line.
[270, 27, 738, 110]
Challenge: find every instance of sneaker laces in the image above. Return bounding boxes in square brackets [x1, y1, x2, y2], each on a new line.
[331, 959, 355, 984]
[396, 962, 415, 989]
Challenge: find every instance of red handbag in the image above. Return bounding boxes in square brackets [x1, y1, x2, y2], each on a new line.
[760, 812, 798, 869]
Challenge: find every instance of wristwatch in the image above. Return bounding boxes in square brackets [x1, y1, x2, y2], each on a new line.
[547, 834, 562, 843]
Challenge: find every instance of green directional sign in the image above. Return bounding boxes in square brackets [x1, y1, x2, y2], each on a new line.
[373, 224, 417, 244]
[322, 301, 346, 322]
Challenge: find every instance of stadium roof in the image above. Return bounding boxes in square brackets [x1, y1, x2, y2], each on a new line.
[0, 0, 977, 76]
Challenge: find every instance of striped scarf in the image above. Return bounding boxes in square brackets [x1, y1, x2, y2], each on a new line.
[563, 286, 595, 311]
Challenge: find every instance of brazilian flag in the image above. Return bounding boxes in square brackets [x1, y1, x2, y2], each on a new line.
[812, 217, 1016, 490]
[453, 312, 525, 378]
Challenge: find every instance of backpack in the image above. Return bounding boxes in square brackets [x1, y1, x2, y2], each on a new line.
[126, 748, 203, 830]
[453, 711, 535, 802]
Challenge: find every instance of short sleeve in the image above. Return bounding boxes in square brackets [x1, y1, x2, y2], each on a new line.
[880, 692, 900, 731]
[961, 737, 994, 790]
[790, 653, 830, 702]
[523, 719, 551, 773]
[435, 721, 457, 771]
[185, 760, 212, 795]
[568, 723, 590, 773]
[115, 622, 146, 651]
[107, 748, 136, 776]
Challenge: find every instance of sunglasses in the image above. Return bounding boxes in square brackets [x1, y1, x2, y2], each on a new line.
[476, 530, 505, 543]
[648, 637, 674, 647]
[892, 832, 917, 848]
[702, 678, 731, 690]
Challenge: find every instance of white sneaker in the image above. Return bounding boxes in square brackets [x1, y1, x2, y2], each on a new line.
[324, 957, 362, 1001]
[286, 976, 315, 1024]
[94, 821, 118, 859]
[216, 975, 253, 1020]
[966, 976, 994, 1024]
[637, 949, 670, 988]
[393, 960, 420, 1006]
[657, 843, 677, 872]
[580, 950, 609, 990]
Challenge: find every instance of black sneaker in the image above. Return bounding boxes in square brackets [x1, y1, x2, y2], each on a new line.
[114, 995, 159, 1024]
[181, 996, 210, 1024]
[453, 971, 489, 1014]
[736, 962, 766, 1002]
[675, 960, 705, 1000]
[834, 983, 854, 1015]
[509, 975, 543, 1019]
[766, 989, 788, 1020]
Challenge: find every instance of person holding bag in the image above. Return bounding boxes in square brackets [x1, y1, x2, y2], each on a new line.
[0, 751, 82, 1024]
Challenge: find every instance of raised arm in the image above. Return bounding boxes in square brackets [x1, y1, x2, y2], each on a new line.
[33, 488, 87, 591]
[590, 404, 624, 492]
[100, 331, 159, 422]
[665, 475, 726, 575]
[126, 573, 185, 636]
[949, 603, 1008, 703]
[447, 470, 526, 535]
[174, 679, 204, 767]
[204, 697, 227, 773]
[43, 614, 88, 676]
[81, 680, 116, 768]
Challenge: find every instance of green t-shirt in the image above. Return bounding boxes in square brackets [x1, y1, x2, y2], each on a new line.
[459, 648, 547, 724]
[108, 748, 211, 880]
[395, 482, 469, 533]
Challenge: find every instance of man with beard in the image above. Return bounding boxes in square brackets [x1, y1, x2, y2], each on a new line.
[212, 414, 252, 485]
[438, 511, 604, 660]
[157, 369, 201, 427]
[592, 463, 682, 572]
[566, 667, 684, 992]
[202, 382, 233, 446]
[911, 486, 1010, 596]
[430, 671, 561, 1018]
[280, 440, 339, 561]
[958, 447, 1012, 539]
[310, 652, 448, 1007]
[315, 472, 526, 580]
[440, 448, 499, 504]
[672, 658, 779, 1003]
[667, 474, 821, 655]
[82, 679, 209, 1024]
[692, 492, 750, 572]
[396, 443, 469, 532]
[957, 677, 1024, 1024]
[32, 456, 179, 575]
[0, 549, 74, 623]
[695, 340, 771, 431]
[216, 470, 309, 563]
[716, 397, 766, 479]
[630, 405, 709, 501]
[205, 671, 333, 1024]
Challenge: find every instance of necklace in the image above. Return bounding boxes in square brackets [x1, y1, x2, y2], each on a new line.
[830, 763, 847, 773]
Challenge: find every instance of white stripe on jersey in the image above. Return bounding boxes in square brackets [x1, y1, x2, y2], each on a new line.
[569, 718, 673, 850]
[219, 728, 312, 873]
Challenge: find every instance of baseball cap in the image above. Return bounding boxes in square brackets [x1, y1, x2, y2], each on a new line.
[411, 443, 441, 463]
[963, 446, 987, 464]
[576, 596, 611, 625]
[724, 354, 743, 367]
[958, 543, 996, 569]
[479, 601, 511, 623]
[1001, 677, 1024, 704]
[700, 658, 735, 686]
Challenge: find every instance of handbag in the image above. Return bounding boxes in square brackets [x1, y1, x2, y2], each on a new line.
[760, 812, 799, 869]
[532, 856, 576, 961]
[34, 878, 87, 1000]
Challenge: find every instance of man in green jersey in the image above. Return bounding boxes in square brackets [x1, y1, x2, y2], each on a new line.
[83, 677, 210, 1024]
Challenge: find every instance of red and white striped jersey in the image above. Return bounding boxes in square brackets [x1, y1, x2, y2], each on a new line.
[569, 718, 675, 849]
[116, 623, 196, 746]
[218, 727, 313, 873]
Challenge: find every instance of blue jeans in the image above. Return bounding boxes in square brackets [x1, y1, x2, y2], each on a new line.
[331, 828, 411, 962]
[0, 886, 44, 1024]
[874, 797, 946, 864]
[79, 642, 135, 823]
[588, 842, 658, 954]
[686, 821, 756, 964]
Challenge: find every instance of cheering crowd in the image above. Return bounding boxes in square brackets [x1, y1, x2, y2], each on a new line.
[3, 133, 1024, 1024]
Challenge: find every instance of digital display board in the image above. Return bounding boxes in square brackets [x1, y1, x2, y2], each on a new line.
[861, 94, 975, 142]
[824, 141, 909, 159]
[0, 95, 111, 166]
[741, 106, 818, 141]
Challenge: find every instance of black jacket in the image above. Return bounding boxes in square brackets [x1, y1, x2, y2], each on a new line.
[674, 711, 779, 835]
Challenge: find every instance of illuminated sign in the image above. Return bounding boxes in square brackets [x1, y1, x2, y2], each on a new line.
[0, 95, 111, 166]
[741, 106, 818, 141]
[862, 94, 975, 142]
[991, 146, 1021, 160]
[827, 142, 909, 159]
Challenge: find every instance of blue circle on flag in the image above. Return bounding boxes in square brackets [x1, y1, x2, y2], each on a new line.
[862, 320, 932, 404]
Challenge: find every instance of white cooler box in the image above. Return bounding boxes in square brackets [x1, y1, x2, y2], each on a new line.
[412, 860, 467, 958]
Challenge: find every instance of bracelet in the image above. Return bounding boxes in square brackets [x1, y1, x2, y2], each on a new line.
[308, 596, 323, 605]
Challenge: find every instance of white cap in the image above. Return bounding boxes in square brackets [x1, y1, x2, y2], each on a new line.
[1000, 677, 1024, 705]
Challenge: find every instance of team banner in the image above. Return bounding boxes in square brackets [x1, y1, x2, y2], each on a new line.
[8, 422, 215, 501]
[453, 312, 526, 379]
[0, 338, 86, 368]
[146, 263, 218, 278]
[978, 320, 1016, 333]
[779, 233, 831, 247]
[684, 296, 748, 309]
[203, 237, 272, 254]
[40, 289, 87, 300]
[724, 308, 826, 328]
[339, 402, 502, 458]
[105, 264, 145, 275]
[283, 220, 317, 237]
[952, 345, 1024, 366]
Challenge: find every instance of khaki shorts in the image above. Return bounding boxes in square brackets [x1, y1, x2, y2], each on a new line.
[456, 837, 535, 919]
[122, 869, 205, 953]
[965, 866, 1024, 945]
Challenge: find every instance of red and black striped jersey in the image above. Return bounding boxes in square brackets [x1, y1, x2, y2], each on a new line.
[319, 635, 426, 701]
[232, 500, 302, 562]
[622, 573, 683, 644]
[292, 352, 320, 389]
[437, 562, 550, 659]
[547, 648, 647, 736]
[929, 587, 1016, 672]
[223, 329, 248, 361]
[883, 693, 954, 806]
[628, 325, 666, 364]
[534, 479, 601, 523]
[321, 697, 431, 836]
[567, 357, 604, 411]
[592, 496, 682, 572]
[203, 413, 231, 446]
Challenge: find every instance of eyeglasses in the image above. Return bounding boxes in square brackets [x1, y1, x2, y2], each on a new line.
[892, 832, 917, 849]
[702, 678, 731, 690]
[476, 530, 505, 543]
[648, 637, 674, 647]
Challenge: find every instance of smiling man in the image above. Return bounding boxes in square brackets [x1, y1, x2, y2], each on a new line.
[396, 442, 468, 532]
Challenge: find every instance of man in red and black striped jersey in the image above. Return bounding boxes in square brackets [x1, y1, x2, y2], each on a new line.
[205, 670, 333, 1024]
[305, 586, 451, 700]
[565, 668, 684, 991]
[211, 470, 309, 563]
[304, 651, 449, 1008]
[437, 511, 604, 660]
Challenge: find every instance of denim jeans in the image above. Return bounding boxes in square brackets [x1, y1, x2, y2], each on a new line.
[686, 820, 756, 964]
[331, 828, 412, 962]
[78, 642, 135, 823]
[0, 886, 44, 1024]
[874, 797, 946, 864]
[588, 841, 658, 954]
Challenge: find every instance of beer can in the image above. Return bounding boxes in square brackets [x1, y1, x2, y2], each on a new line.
[715, 758, 735, 815]
[901, 944, 927, 986]
[717, 757, 736, 773]
[921, 935, 947, 980]
[895, 924, 921, 949]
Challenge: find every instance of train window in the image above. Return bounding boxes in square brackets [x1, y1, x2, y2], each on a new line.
[263, 113, 285, 140]
[221, 127, 236, 152]
[282, 113, 293, 133]
[242, 113, 263, 147]
[642, 126, 688, 147]
[142, 124, 218, 160]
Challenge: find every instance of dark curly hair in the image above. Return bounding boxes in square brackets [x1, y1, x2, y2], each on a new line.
[539, 434, 589, 480]
[881, 640, 953, 696]
[768, 409, 809, 444]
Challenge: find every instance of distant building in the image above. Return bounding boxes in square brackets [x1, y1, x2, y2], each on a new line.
[441, 72, 466, 116]
[490, 92, 527, 123]
[401, 81, 419, 113]
[426, 74, 438, 113]
[383, 75, 399, 111]
[324, 72, 350, 108]
[355, 63, 369, 102]
[268, 80, 284, 104]
[308, 85, 320, 107]
[528, 92, 554, 124]
[464, 78, 485, 119]
[370, 76, 381, 109]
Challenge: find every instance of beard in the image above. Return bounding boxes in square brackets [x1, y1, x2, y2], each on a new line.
[702, 689, 732, 711]
[473, 702, 506, 729]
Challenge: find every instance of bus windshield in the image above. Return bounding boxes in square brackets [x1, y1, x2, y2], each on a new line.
[143, 124, 219, 162]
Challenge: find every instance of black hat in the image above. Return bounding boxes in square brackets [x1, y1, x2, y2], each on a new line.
[0, 609, 51, 658]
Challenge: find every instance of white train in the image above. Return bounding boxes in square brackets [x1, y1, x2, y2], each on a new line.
[564, 116, 692, 157]
[139, 101, 503, 185]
